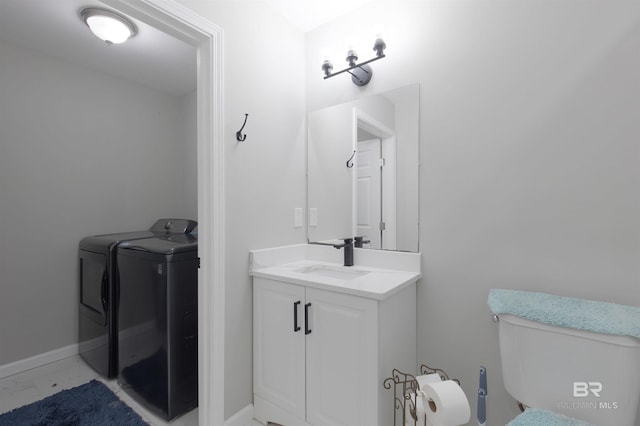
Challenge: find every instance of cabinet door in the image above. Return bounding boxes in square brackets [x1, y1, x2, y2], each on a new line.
[305, 288, 378, 426]
[253, 278, 306, 419]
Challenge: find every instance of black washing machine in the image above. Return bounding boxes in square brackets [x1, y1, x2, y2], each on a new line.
[116, 232, 198, 420]
[78, 219, 197, 379]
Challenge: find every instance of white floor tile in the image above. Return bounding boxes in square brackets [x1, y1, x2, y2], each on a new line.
[0, 355, 198, 426]
[0, 356, 96, 415]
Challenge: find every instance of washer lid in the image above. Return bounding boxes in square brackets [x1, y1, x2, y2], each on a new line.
[149, 218, 197, 234]
[79, 231, 156, 252]
[79, 219, 196, 252]
[119, 233, 197, 255]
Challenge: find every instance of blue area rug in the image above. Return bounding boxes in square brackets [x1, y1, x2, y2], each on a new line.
[0, 380, 149, 425]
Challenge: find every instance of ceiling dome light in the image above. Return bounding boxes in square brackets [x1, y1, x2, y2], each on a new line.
[80, 8, 137, 45]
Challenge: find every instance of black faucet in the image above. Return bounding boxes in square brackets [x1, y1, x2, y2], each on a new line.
[333, 238, 354, 267]
[308, 238, 355, 266]
[354, 236, 370, 248]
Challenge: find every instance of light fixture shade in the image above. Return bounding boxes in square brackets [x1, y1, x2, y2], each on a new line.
[81, 8, 137, 45]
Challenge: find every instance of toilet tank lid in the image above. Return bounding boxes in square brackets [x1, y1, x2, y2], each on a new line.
[488, 289, 640, 339]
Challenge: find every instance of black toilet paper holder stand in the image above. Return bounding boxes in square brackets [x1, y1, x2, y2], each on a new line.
[383, 364, 460, 426]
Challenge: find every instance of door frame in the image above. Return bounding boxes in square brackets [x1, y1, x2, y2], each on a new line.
[352, 108, 396, 249]
[355, 138, 382, 248]
[102, 1, 225, 424]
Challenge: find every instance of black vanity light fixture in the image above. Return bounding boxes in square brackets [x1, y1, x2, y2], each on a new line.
[80, 7, 138, 45]
[322, 36, 387, 86]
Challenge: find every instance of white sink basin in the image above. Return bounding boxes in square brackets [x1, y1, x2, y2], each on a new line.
[295, 264, 369, 281]
[250, 244, 421, 299]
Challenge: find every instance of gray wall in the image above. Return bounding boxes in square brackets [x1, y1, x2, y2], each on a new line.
[0, 38, 196, 365]
[306, 1, 640, 425]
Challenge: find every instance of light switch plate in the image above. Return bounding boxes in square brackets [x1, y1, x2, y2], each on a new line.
[309, 208, 318, 227]
[294, 208, 303, 228]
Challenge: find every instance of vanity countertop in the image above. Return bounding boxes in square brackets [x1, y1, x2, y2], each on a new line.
[251, 259, 421, 300]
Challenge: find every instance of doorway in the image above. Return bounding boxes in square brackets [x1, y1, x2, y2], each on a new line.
[353, 108, 397, 250]
[102, 1, 225, 425]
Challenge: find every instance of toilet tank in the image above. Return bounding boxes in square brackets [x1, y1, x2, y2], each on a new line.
[497, 314, 640, 426]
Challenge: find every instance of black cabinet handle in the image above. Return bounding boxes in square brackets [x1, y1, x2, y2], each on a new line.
[293, 301, 301, 332]
[305, 303, 312, 335]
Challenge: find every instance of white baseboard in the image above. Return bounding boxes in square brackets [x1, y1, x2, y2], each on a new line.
[254, 395, 308, 426]
[0, 343, 79, 380]
[225, 404, 254, 426]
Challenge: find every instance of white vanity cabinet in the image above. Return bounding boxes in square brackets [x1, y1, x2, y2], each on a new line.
[253, 278, 306, 421]
[253, 275, 417, 426]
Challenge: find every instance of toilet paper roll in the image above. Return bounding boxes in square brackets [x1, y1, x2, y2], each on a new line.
[415, 373, 441, 426]
[421, 380, 470, 426]
[404, 394, 413, 426]
[405, 390, 424, 426]
[416, 373, 442, 390]
[416, 391, 428, 426]
[405, 375, 445, 426]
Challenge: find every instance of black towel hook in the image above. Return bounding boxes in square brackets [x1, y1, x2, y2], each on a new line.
[346, 150, 356, 168]
[236, 113, 249, 142]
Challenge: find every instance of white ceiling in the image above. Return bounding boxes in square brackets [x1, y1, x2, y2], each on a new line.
[0, 0, 371, 97]
[0, 0, 197, 97]
[259, 0, 374, 32]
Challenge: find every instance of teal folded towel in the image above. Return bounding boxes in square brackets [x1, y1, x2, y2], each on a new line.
[488, 289, 640, 339]
[507, 408, 594, 426]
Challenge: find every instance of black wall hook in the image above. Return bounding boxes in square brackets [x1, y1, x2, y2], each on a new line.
[346, 150, 356, 168]
[236, 113, 249, 141]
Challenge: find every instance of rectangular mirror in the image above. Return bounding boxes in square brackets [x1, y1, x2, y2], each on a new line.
[308, 83, 420, 252]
